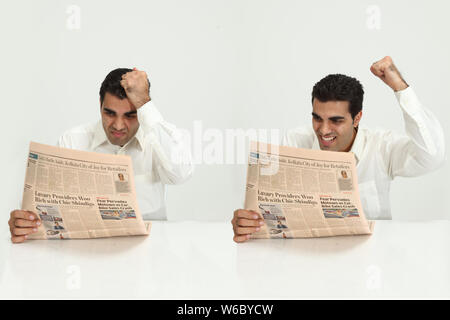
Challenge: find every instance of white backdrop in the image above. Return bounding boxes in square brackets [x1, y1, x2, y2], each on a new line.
[1, 0, 449, 226]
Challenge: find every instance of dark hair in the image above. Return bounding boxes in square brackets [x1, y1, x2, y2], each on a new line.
[311, 74, 364, 119]
[99, 68, 151, 105]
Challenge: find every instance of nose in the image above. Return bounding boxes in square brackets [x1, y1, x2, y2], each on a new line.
[113, 117, 126, 131]
[319, 121, 332, 136]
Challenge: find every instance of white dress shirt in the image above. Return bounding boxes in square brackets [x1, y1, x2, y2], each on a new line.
[57, 101, 194, 220]
[283, 87, 445, 220]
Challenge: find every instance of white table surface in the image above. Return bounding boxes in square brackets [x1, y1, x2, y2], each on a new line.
[1, 220, 449, 299]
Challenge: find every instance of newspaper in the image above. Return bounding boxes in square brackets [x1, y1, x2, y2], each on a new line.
[21, 142, 151, 239]
[244, 141, 375, 239]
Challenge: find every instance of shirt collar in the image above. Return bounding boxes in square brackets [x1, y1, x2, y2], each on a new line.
[91, 121, 145, 151]
[91, 121, 109, 150]
[134, 125, 145, 151]
[311, 128, 365, 164]
[350, 127, 365, 163]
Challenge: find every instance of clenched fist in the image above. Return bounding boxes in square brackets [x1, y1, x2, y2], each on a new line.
[370, 56, 408, 92]
[120, 67, 151, 109]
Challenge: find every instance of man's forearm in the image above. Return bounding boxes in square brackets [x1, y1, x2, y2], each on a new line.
[386, 87, 446, 178]
[138, 102, 194, 184]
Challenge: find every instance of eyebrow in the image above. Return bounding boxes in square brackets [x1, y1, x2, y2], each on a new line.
[329, 116, 345, 121]
[103, 107, 137, 117]
[311, 112, 321, 119]
[125, 110, 137, 116]
[312, 112, 345, 121]
[103, 107, 116, 115]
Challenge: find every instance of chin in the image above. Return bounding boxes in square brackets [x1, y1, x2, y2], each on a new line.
[108, 137, 126, 146]
[320, 145, 339, 152]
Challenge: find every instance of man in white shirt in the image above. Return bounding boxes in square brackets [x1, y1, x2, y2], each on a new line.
[231, 56, 445, 243]
[9, 67, 193, 243]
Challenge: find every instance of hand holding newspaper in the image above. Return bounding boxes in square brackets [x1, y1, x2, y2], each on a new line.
[245, 142, 375, 239]
[21, 142, 151, 240]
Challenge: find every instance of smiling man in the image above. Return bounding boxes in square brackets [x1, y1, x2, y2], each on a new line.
[231, 56, 445, 243]
[9, 68, 193, 243]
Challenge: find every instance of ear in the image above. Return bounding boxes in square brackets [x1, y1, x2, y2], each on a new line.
[353, 111, 362, 128]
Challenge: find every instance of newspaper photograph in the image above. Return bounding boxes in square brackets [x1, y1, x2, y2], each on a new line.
[244, 141, 375, 239]
[21, 142, 151, 239]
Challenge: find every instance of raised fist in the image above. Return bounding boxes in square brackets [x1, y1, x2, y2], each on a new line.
[120, 67, 151, 109]
[370, 56, 408, 92]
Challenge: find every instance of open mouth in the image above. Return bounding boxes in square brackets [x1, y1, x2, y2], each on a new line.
[320, 135, 336, 146]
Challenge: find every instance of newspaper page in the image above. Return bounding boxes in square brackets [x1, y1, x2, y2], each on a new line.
[245, 141, 375, 239]
[21, 141, 151, 239]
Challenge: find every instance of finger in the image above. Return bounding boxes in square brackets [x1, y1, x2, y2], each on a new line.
[125, 71, 136, 78]
[371, 66, 385, 78]
[379, 60, 391, 71]
[234, 209, 260, 220]
[233, 234, 250, 243]
[13, 227, 37, 236]
[11, 235, 27, 243]
[236, 226, 260, 235]
[231, 217, 237, 231]
[127, 70, 138, 77]
[382, 56, 393, 64]
[11, 210, 38, 221]
[370, 62, 383, 75]
[14, 218, 41, 228]
[120, 79, 128, 89]
[237, 218, 264, 227]
[373, 56, 392, 68]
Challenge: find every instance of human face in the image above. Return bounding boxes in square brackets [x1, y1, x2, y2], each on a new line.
[101, 93, 139, 147]
[312, 99, 361, 152]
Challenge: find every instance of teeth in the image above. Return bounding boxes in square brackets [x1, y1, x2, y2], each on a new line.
[322, 136, 335, 141]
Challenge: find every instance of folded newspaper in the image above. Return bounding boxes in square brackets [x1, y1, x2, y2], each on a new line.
[21, 142, 151, 239]
[245, 141, 375, 239]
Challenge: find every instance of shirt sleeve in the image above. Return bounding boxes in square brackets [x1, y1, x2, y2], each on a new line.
[381, 87, 446, 178]
[57, 134, 70, 148]
[137, 101, 194, 185]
